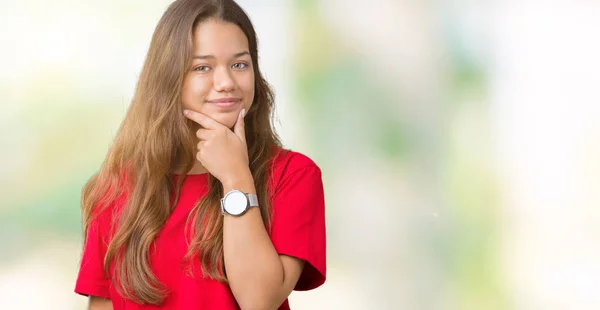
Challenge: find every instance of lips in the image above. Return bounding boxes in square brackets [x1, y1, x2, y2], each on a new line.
[207, 97, 241, 108]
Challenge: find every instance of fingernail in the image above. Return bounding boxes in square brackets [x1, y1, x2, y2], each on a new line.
[241, 109, 246, 118]
[183, 110, 189, 115]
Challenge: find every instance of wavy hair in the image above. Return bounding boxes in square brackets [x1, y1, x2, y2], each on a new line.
[80, 0, 281, 304]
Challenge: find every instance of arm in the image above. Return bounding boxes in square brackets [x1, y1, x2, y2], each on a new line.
[88, 296, 113, 310]
[182, 110, 321, 309]
[222, 176, 305, 310]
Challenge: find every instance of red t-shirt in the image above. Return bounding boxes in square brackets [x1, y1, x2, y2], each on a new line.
[75, 149, 326, 309]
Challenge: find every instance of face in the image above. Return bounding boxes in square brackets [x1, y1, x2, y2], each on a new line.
[182, 19, 255, 129]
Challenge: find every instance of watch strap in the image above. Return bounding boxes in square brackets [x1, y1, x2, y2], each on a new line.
[247, 193, 258, 207]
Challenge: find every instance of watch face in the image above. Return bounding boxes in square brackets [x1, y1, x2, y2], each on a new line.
[224, 190, 248, 216]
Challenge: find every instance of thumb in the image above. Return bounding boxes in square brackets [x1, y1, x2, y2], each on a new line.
[233, 108, 246, 143]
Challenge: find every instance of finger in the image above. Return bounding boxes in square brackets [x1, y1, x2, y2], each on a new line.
[184, 109, 221, 130]
[233, 109, 246, 143]
[196, 128, 212, 141]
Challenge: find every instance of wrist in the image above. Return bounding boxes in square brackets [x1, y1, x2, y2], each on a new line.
[222, 169, 255, 194]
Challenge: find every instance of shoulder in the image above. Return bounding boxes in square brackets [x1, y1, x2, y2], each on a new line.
[269, 147, 322, 194]
[271, 148, 321, 178]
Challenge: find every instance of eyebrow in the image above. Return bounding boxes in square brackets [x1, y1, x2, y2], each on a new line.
[193, 51, 250, 60]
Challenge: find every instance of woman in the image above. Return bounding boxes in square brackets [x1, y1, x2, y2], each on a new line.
[74, 0, 326, 309]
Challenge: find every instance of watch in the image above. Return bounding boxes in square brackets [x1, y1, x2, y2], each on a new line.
[220, 189, 259, 216]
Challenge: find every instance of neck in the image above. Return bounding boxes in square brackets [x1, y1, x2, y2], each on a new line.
[187, 160, 208, 175]
[172, 158, 208, 175]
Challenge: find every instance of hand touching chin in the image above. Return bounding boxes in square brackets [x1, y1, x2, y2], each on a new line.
[202, 111, 239, 129]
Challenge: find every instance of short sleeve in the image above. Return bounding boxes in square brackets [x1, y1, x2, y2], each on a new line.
[74, 213, 111, 299]
[270, 165, 326, 291]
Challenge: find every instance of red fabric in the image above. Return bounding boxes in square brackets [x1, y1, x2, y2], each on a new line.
[75, 149, 326, 309]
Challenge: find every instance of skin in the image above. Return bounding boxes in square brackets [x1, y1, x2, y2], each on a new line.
[89, 19, 305, 310]
[181, 18, 254, 176]
[185, 109, 305, 309]
[88, 297, 112, 310]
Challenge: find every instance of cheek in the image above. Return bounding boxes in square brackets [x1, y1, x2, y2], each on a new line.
[181, 76, 209, 108]
[181, 87, 192, 109]
[244, 75, 256, 108]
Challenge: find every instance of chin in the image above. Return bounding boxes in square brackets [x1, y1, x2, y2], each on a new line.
[209, 113, 237, 129]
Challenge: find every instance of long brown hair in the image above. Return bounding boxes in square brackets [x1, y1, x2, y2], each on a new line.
[80, 0, 281, 304]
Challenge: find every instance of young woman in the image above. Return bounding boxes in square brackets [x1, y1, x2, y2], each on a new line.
[74, 0, 326, 309]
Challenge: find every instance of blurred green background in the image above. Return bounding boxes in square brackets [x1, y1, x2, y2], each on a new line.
[1, 0, 600, 309]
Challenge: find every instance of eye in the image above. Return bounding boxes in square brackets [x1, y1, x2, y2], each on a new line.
[193, 65, 211, 72]
[232, 62, 249, 70]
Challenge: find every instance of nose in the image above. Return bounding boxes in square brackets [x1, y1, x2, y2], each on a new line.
[213, 66, 236, 92]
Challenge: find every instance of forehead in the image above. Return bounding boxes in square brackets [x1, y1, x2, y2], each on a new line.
[192, 19, 249, 54]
